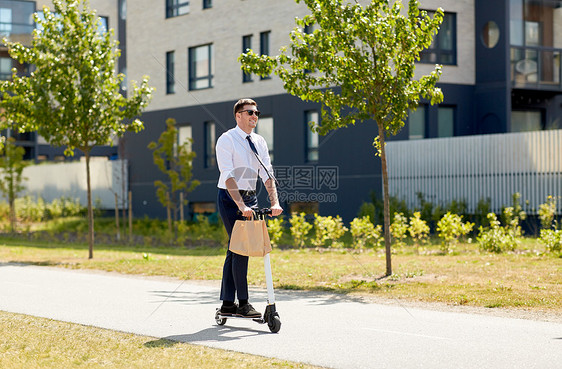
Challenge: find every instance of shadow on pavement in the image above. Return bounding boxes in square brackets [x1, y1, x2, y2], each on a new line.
[149, 286, 372, 307]
[144, 325, 269, 347]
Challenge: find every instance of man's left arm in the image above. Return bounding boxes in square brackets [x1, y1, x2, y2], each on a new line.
[265, 178, 283, 217]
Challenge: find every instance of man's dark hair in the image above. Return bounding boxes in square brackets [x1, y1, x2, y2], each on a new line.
[233, 98, 257, 118]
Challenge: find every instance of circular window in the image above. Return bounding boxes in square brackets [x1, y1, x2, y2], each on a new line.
[482, 21, 500, 48]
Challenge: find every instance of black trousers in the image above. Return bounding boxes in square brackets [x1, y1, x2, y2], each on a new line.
[217, 188, 258, 302]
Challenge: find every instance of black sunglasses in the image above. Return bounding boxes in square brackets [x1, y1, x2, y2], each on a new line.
[239, 109, 261, 117]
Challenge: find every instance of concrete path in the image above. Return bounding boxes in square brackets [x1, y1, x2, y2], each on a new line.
[0, 263, 561, 369]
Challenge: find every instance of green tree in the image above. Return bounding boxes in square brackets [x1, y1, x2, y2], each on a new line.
[239, 0, 443, 275]
[148, 118, 200, 234]
[0, 0, 153, 258]
[0, 137, 28, 232]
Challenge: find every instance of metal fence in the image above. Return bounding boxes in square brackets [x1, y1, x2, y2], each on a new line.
[386, 130, 562, 214]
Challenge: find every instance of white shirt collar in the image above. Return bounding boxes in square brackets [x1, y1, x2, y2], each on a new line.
[234, 125, 253, 139]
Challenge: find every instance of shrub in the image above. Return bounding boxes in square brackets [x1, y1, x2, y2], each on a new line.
[191, 215, 213, 241]
[437, 212, 474, 253]
[267, 216, 284, 248]
[501, 193, 527, 237]
[390, 212, 408, 247]
[502, 206, 524, 239]
[408, 211, 429, 246]
[176, 221, 190, 245]
[538, 196, 557, 230]
[289, 212, 312, 248]
[350, 216, 382, 249]
[539, 229, 562, 254]
[312, 214, 348, 248]
[474, 197, 491, 228]
[372, 195, 410, 225]
[357, 202, 376, 224]
[416, 192, 435, 226]
[477, 213, 519, 253]
[9, 196, 86, 223]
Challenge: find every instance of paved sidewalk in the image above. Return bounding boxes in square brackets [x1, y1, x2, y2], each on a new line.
[0, 263, 561, 369]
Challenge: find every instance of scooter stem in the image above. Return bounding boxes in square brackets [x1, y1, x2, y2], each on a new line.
[263, 253, 275, 304]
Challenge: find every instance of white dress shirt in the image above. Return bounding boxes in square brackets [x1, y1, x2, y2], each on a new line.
[216, 125, 273, 190]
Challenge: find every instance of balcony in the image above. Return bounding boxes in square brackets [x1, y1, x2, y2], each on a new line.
[511, 46, 562, 90]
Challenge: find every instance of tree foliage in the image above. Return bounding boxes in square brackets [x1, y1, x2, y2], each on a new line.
[148, 118, 200, 233]
[239, 0, 444, 275]
[0, 137, 28, 232]
[0, 0, 153, 258]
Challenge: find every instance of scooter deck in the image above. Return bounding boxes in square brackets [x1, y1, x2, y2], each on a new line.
[216, 311, 264, 323]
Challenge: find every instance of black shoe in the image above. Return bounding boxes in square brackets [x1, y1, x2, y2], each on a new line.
[237, 303, 261, 318]
[220, 303, 238, 316]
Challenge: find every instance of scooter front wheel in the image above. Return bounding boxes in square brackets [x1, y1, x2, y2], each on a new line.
[268, 316, 281, 333]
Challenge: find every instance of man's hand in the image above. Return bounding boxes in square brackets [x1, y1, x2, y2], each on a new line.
[270, 204, 283, 217]
[240, 206, 254, 219]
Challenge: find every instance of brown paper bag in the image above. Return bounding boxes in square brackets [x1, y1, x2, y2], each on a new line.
[229, 219, 272, 257]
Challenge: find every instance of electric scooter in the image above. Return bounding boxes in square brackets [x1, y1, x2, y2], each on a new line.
[215, 208, 281, 333]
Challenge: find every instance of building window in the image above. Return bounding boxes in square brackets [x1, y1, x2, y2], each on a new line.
[242, 35, 252, 82]
[0, 7, 12, 35]
[0, 49, 28, 80]
[166, 51, 175, 94]
[166, 0, 189, 18]
[178, 125, 192, 150]
[120, 0, 126, 20]
[420, 12, 456, 65]
[437, 106, 455, 138]
[260, 31, 271, 79]
[304, 24, 315, 74]
[408, 105, 426, 140]
[203, 0, 212, 9]
[255, 116, 274, 162]
[1, 1, 34, 44]
[510, 0, 562, 87]
[188, 43, 213, 90]
[204, 121, 216, 168]
[510, 0, 562, 48]
[305, 111, 319, 162]
[289, 202, 319, 215]
[192, 202, 216, 214]
[98, 16, 108, 34]
[511, 110, 543, 132]
[0, 56, 12, 80]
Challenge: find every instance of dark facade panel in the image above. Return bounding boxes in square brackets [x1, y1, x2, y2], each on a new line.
[126, 93, 385, 222]
[475, 0, 511, 134]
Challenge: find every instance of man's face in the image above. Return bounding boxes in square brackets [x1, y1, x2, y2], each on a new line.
[236, 104, 259, 132]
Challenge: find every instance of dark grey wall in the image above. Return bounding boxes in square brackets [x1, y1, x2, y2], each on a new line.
[125, 93, 386, 223]
[474, 0, 511, 134]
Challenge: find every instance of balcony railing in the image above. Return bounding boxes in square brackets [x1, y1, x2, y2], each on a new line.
[511, 46, 562, 90]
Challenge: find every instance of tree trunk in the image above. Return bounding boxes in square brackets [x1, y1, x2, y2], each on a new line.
[166, 191, 172, 233]
[121, 157, 126, 238]
[377, 123, 392, 276]
[128, 190, 133, 243]
[85, 151, 94, 259]
[9, 174, 15, 233]
[9, 196, 15, 233]
[179, 192, 184, 223]
[115, 193, 120, 241]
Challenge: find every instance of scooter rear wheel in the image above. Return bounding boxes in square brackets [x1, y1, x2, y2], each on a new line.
[215, 310, 227, 325]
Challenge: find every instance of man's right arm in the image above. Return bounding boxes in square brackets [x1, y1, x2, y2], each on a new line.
[216, 134, 253, 218]
[225, 177, 253, 218]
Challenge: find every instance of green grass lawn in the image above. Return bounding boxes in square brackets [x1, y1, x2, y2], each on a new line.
[0, 237, 560, 313]
[0, 311, 320, 369]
